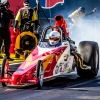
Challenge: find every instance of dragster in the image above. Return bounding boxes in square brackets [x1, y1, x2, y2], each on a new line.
[0, 25, 99, 89]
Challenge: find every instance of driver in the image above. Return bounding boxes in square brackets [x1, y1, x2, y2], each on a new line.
[48, 31, 61, 46]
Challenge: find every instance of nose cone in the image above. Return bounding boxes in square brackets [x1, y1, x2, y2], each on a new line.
[11, 72, 22, 85]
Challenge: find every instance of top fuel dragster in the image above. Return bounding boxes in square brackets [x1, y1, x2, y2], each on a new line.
[0, 25, 99, 89]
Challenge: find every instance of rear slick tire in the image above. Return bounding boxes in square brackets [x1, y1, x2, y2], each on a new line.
[77, 41, 99, 77]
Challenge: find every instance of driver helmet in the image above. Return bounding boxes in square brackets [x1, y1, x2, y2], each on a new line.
[49, 31, 60, 45]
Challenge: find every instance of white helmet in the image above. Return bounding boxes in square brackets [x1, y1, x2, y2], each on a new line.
[49, 31, 60, 45]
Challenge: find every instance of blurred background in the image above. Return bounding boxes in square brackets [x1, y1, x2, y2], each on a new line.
[1, 0, 100, 46]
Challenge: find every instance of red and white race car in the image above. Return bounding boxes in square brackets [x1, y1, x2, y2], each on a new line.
[0, 26, 99, 89]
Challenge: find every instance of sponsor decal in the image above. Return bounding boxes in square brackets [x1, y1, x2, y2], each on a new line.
[55, 66, 59, 74]
[60, 67, 63, 72]
[66, 69, 70, 73]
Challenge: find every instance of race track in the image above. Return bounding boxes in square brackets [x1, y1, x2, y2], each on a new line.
[0, 62, 100, 100]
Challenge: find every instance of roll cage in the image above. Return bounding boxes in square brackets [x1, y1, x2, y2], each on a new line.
[40, 26, 67, 42]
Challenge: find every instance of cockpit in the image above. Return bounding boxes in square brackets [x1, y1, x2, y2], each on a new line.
[39, 26, 66, 48]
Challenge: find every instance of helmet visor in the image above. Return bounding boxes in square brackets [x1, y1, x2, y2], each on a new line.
[49, 37, 60, 41]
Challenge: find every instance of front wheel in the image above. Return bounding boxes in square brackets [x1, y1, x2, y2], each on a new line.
[1, 57, 10, 87]
[36, 60, 44, 89]
[24, 51, 29, 59]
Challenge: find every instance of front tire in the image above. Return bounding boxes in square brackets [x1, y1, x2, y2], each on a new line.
[77, 41, 99, 77]
[36, 60, 44, 89]
[1, 57, 9, 87]
[24, 51, 29, 59]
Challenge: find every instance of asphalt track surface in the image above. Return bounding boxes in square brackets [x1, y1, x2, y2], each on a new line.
[0, 62, 100, 100]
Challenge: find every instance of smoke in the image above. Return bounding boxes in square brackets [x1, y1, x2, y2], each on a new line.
[40, 16, 100, 47]
[40, 0, 100, 47]
[40, 15, 100, 47]
[60, 0, 100, 47]
[52, 2, 100, 47]
[66, 13, 100, 48]
[68, 18, 100, 47]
